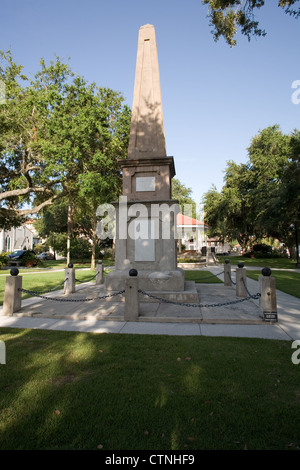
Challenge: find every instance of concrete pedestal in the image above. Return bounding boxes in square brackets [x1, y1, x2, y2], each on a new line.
[224, 262, 232, 287]
[96, 262, 104, 285]
[3, 275, 22, 315]
[125, 276, 139, 321]
[259, 275, 277, 322]
[236, 268, 247, 297]
[64, 268, 75, 294]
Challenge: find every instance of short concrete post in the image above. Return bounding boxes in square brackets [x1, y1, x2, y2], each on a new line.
[3, 268, 22, 315]
[236, 262, 247, 297]
[125, 269, 139, 321]
[224, 259, 232, 286]
[64, 263, 75, 294]
[259, 267, 278, 322]
[96, 260, 104, 285]
[0, 340, 5, 364]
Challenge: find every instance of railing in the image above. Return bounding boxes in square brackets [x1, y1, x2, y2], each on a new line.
[2, 261, 277, 322]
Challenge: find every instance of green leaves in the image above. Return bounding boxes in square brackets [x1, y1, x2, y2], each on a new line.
[203, 125, 300, 255]
[0, 51, 131, 230]
[202, 0, 299, 46]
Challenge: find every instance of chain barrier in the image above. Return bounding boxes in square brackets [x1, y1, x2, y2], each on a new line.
[16, 266, 260, 309]
[18, 288, 125, 302]
[226, 271, 236, 285]
[241, 278, 261, 300]
[75, 273, 97, 283]
[18, 278, 69, 295]
[196, 270, 225, 281]
[138, 289, 260, 308]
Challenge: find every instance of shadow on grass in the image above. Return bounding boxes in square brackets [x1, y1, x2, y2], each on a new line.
[0, 329, 299, 450]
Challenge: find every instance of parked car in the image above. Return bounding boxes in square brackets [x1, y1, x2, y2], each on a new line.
[37, 252, 55, 260]
[7, 250, 38, 266]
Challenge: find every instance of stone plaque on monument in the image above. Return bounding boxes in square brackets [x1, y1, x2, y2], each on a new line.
[136, 176, 156, 192]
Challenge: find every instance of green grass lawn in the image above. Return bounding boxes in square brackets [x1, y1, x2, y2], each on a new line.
[217, 255, 298, 270]
[184, 270, 223, 284]
[0, 329, 299, 450]
[247, 270, 300, 299]
[3, 258, 114, 273]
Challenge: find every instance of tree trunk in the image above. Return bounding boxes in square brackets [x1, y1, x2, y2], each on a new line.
[91, 242, 96, 270]
[90, 211, 97, 270]
[295, 222, 300, 266]
[67, 198, 72, 266]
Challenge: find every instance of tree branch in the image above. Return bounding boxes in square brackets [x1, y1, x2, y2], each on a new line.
[0, 191, 67, 218]
[0, 186, 48, 201]
[18, 193, 66, 215]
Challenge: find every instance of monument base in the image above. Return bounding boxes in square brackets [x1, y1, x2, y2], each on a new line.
[105, 269, 199, 303]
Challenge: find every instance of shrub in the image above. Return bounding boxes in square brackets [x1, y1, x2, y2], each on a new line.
[33, 243, 49, 254]
[252, 244, 272, 254]
[21, 251, 38, 267]
[0, 253, 8, 269]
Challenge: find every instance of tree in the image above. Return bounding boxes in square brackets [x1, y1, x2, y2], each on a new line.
[172, 178, 196, 216]
[204, 162, 257, 250]
[34, 199, 68, 258]
[271, 129, 300, 262]
[244, 125, 292, 243]
[0, 51, 131, 245]
[202, 0, 300, 47]
[203, 125, 300, 259]
[0, 51, 72, 227]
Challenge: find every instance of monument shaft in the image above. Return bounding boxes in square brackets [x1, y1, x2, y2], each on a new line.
[128, 24, 167, 160]
[105, 24, 196, 298]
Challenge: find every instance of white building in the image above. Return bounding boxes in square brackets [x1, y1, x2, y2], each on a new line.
[176, 214, 231, 254]
[176, 213, 208, 252]
[0, 221, 40, 253]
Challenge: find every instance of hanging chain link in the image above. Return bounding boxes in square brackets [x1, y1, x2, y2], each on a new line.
[138, 289, 260, 308]
[226, 271, 236, 285]
[75, 273, 97, 283]
[241, 277, 261, 299]
[19, 288, 125, 302]
[17, 278, 69, 295]
[195, 270, 225, 281]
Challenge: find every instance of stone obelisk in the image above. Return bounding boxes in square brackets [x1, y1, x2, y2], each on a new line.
[128, 24, 167, 160]
[121, 24, 175, 202]
[104, 25, 197, 301]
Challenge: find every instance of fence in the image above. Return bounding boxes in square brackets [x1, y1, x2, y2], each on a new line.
[2, 260, 278, 322]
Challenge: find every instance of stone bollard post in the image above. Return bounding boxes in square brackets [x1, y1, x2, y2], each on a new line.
[3, 268, 22, 315]
[259, 267, 277, 322]
[0, 340, 5, 364]
[64, 263, 75, 295]
[96, 260, 104, 285]
[125, 269, 139, 321]
[236, 262, 247, 297]
[224, 259, 232, 286]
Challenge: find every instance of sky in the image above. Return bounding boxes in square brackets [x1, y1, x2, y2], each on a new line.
[1, 0, 300, 205]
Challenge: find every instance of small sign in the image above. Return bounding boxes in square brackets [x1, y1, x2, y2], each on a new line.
[264, 313, 278, 322]
[136, 176, 156, 192]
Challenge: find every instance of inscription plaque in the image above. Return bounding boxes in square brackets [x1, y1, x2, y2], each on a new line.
[136, 176, 156, 192]
[134, 219, 155, 261]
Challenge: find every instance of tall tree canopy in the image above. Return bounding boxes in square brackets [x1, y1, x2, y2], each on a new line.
[172, 178, 195, 207]
[0, 50, 131, 229]
[202, 0, 300, 46]
[203, 125, 300, 258]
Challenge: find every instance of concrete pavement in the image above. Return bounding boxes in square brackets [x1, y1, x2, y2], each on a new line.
[0, 266, 299, 341]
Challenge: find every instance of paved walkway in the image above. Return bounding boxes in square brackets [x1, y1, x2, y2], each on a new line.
[0, 266, 299, 340]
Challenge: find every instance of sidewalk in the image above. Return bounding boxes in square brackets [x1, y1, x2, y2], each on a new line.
[0, 267, 299, 341]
